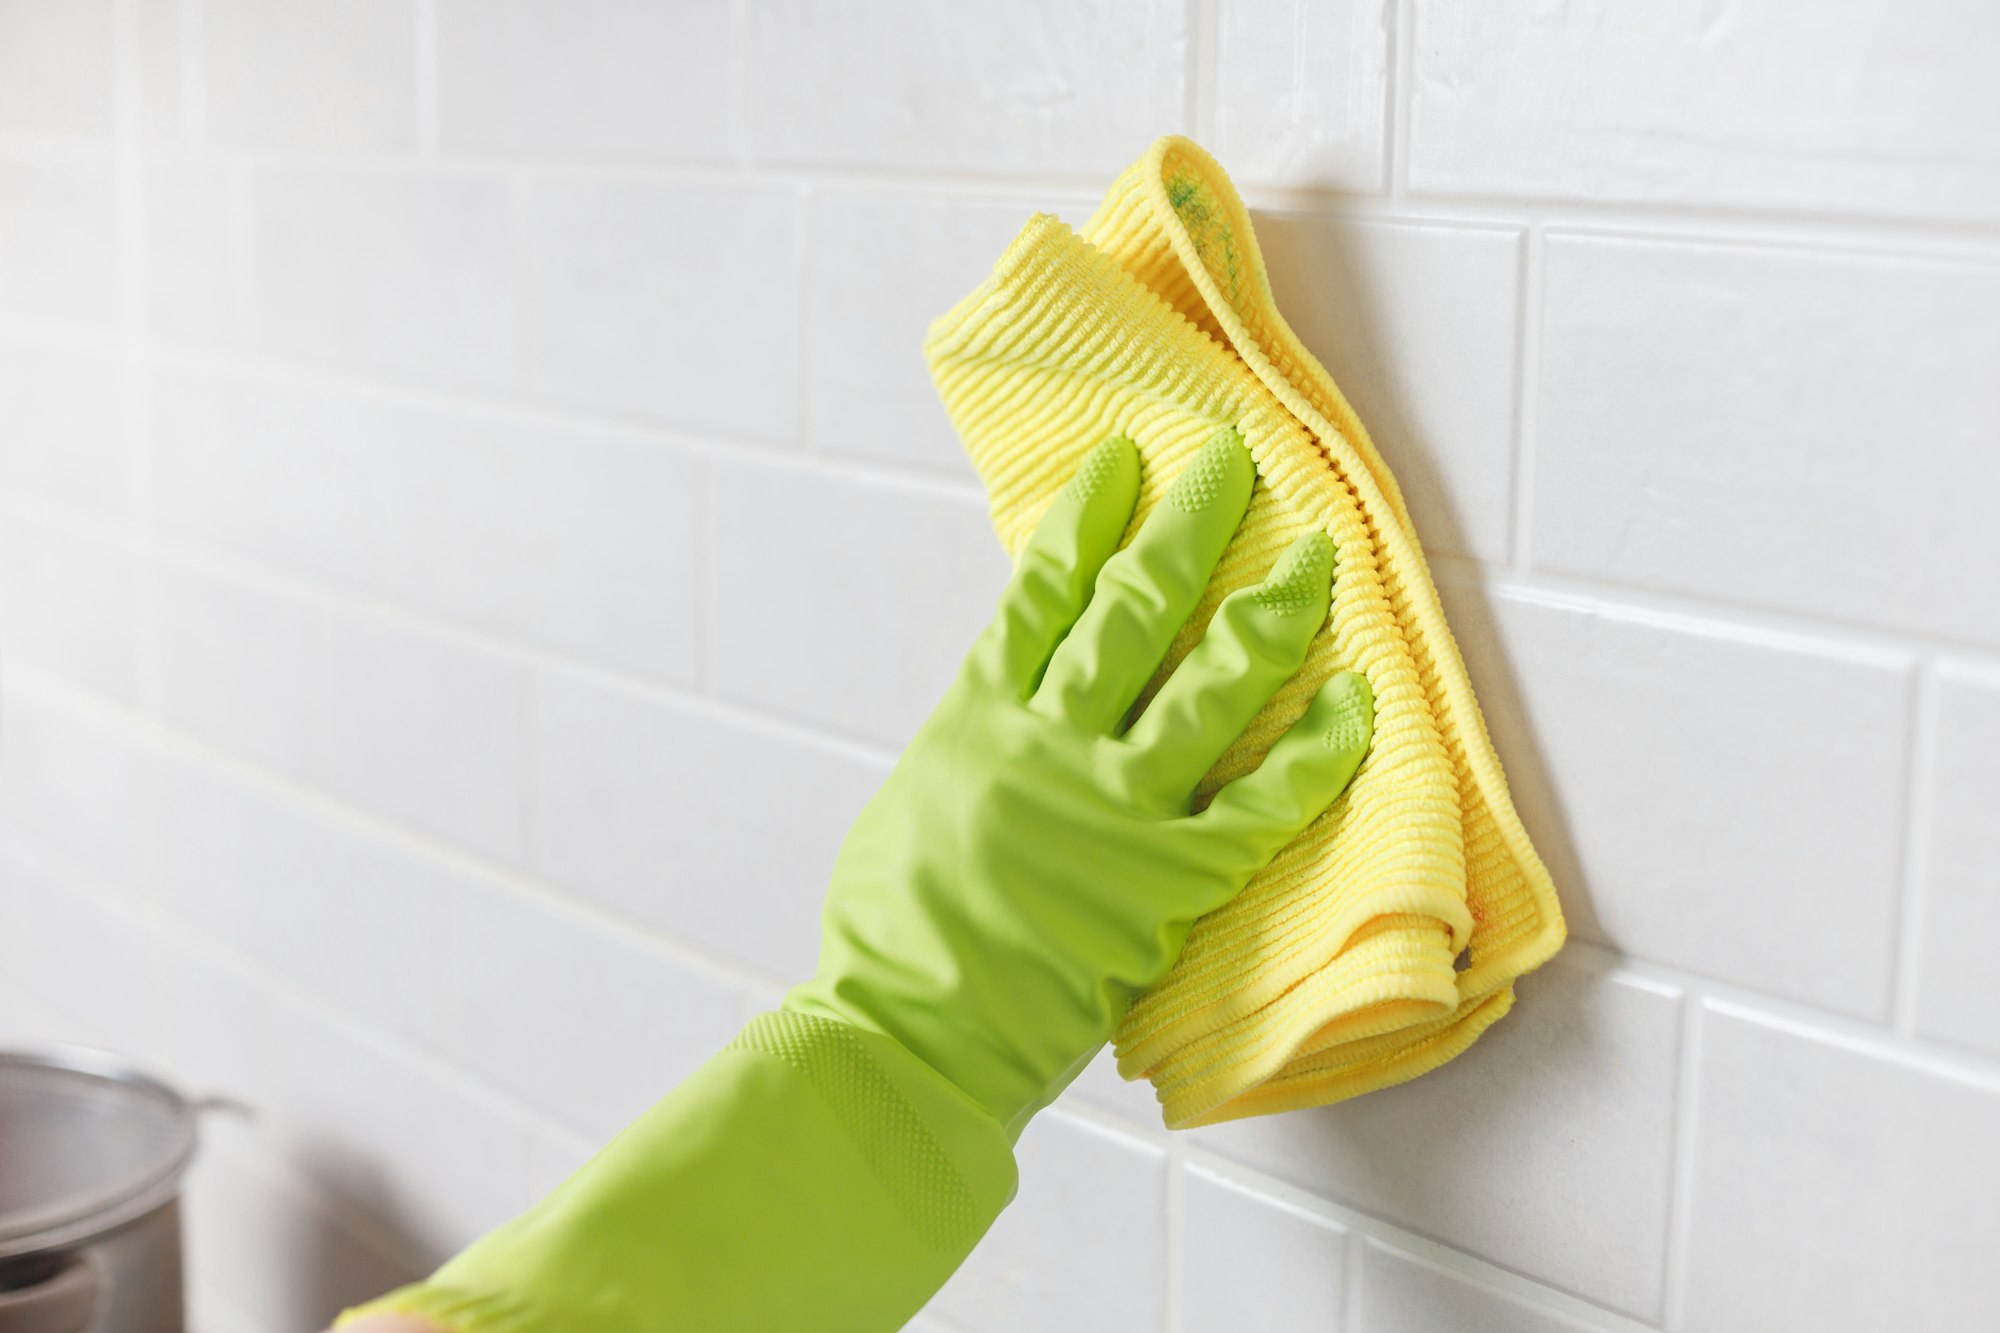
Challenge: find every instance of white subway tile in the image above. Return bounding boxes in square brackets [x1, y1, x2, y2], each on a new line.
[251, 167, 517, 390]
[705, 457, 1010, 745]
[437, 880, 744, 1141]
[135, 0, 189, 148]
[1056, 1043, 1171, 1128]
[0, 336, 128, 512]
[1442, 582, 1910, 1016]
[1360, 1244, 1608, 1333]
[146, 159, 244, 344]
[746, 0, 1187, 177]
[183, 1131, 422, 1333]
[435, 0, 734, 159]
[807, 192, 1055, 476]
[523, 175, 801, 440]
[1195, 954, 1681, 1318]
[151, 559, 318, 774]
[0, 849, 162, 1057]
[0, 0, 115, 139]
[157, 940, 275, 1109]
[1537, 234, 2000, 646]
[201, 0, 417, 151]
[261, 997, 538, 1265]
[1259, 216, 1521, 562]
[1682, 1005, 2000, 1330]
[1407, 0, 2000, 221]
[0, 157, 117, 326]
[521, 1123, 599, 1204]
[928, 1112, 1167, 1331]
[1913, 667, 2000, 1058]
[1211, 0, 1389, 191]
[154, 754, 449, 1043]
[0, 688, 154, 889]
[295, 619, 530, 864]
[529, 670, 882, 981]
[0, 507, 140, 701]
[154, 562, 532, 862]
[1179, 1166, 1346, 1333]
[152, 371, 702, 680]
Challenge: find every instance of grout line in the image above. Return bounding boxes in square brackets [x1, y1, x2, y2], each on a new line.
[1341, 1228, 1368, 1332]
[3, 818, 774, 1257]
[728, 0, 752, 167]
[1559, 935, 2000, 1091]
[5, 128, 1994, 256]
[1045, 1089, 1174, 1149]
[2, 495, 907, 767]
[1889, 663, 1941, 1037]
[1508, 222, 1540, 571]
[20, 420, 2000, 717]
[224, 156, 255, 343]
[505, 167, 535, 397]
[17, 470, 2000, 794]
[515, 651, 540, 870]
[0, 824, 596, 1141]
[1387, 0, 1414, 198]
[180, 0, 206, 146]
[0, 668, 800, 1002]
[1658, 993, 1705, 1330]
[111, 0, 170, 945]
[413, 0, 439, 151]
[1173, 1148, 1661, 1333]
[1432, 555, 2000, 674]
[1163, 1138, 1185, 1333]
[794, 181, 816, 451]
[138, 335, 990, 502]
[692, 458, 715, 694]
[1367, 1239, 1615, 1333]
[1706, 991, 2000, 1098]
[1186, 0, 1218, 144]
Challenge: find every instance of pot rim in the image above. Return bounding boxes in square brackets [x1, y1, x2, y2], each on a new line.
[0, 1044, 199, 1261]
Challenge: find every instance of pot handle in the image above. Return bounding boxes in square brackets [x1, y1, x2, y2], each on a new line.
[0, 1253, 103, 1333]
[193, 1092, 255, 1120]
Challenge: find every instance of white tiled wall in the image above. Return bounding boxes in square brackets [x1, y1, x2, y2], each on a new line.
[1, 2, 1995, 1330]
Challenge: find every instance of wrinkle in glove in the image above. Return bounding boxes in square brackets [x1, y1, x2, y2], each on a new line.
[924, 137, 1566, 1129]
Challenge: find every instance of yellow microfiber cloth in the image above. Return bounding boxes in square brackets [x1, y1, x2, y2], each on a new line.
[924, 136, 1566, 1129]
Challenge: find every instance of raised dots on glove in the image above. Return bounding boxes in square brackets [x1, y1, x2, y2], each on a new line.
[1119, 528, 1336, 808]
[1033, 428, 1254, 733]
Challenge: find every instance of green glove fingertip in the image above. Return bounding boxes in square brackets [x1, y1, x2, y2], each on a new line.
[1121, 526, 1338, 802]
[979, 435, 1141, 691]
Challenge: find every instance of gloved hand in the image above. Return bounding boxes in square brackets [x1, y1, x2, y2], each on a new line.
[333, 428, 1373, 1333]
[787, 428, 1373, 1139]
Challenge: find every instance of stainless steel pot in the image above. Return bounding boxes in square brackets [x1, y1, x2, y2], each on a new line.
[0, 1047, 200, 1333]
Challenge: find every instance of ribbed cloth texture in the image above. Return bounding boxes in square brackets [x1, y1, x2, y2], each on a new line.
[924, 136, 1566, 1129]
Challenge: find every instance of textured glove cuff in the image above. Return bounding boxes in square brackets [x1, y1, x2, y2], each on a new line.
[734, 1010, 1018, 1253]
[336, 1012, 1017, 1333]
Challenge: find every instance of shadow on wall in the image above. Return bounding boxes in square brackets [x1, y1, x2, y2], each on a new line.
[1249, 204, 1595, 941]
[186, 1124, 428, 1331]
[1251, 207, 1480, 562]
[1222, 216, 1673, 1318]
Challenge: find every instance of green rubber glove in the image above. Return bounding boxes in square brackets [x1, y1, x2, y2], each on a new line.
[786, 428, 1374, 1140]
[337, 429, 1373, 1333]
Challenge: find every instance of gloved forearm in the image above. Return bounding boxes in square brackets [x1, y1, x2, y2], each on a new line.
[337, 431, 1373, 1333]
[338, 1012, 1014, 1333]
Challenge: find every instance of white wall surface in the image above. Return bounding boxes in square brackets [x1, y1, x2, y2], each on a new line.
[2, 2, 1998, 1330]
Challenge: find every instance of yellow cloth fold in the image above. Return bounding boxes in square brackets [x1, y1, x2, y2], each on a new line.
[924, 136, 1565, 1129]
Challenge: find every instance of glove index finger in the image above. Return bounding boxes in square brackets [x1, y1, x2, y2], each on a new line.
[973, 435, 1140, 693]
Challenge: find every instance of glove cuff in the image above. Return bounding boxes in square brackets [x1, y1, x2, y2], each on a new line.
[738, 1010, 1016, 1250]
